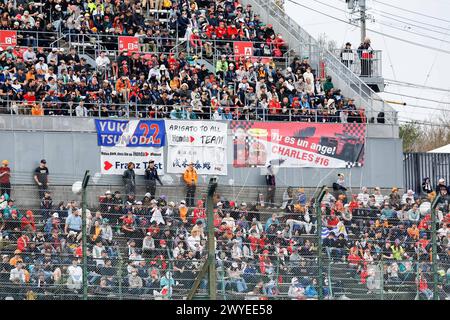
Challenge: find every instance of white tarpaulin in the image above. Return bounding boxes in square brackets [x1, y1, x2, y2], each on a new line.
[165, 120, 228, 175]
[100, 146, 164, 175]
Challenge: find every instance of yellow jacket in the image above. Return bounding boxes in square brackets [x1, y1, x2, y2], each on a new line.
[183, 167, 198, 185]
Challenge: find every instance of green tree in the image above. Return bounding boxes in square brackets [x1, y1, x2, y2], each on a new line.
[399, 122, 423, 152]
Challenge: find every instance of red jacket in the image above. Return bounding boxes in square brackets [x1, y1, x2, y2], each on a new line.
[273, 36, 285, 49]
[268, 100, 281, 114]
[259, 255, 272, 274]
[192, 207, 206, 225]
[215, 26, 227, 39]
[17, 235, 30, 252]
[227, 26, 239, 38]
[418, 214, 431, 230]
[21, 211, 36, 232]
[205, 25, 215, 38]
[189, 33, 202, 48]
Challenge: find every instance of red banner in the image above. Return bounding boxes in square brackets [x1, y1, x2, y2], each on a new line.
[0, 30, 17, 50]
[234, 41, 253, 60]
[231, 121, 366, 168]
[233, 41, 272, 64]
[118, 36, 139, 53]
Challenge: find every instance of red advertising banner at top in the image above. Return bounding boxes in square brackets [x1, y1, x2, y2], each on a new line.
[231, 121, 366, 168]
[0, 30, 17, 50]
[118, 36, 139, 53]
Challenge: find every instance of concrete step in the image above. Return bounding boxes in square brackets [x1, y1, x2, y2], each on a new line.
[8, 184, 320, 211]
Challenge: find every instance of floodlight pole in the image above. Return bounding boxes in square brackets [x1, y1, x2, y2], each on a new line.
[81, 170, 90, 300]
[315, 186, 327, 300]
[207, 178, 218, 300]
[430, 194, 441, 300]
[187, 177, 217, 300]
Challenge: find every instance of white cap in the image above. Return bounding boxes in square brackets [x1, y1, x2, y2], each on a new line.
[241, 202, 247, 207]
[217, 202, 223, 206]
[135, 201, 142, 205]
[168, 201, 175, 207]
[52, 212, 59, 218]
[144, 193, 151, 198]
[105, 190, 112, 195]
[146, 232, 151, 236]
[180, 200, 186, 204]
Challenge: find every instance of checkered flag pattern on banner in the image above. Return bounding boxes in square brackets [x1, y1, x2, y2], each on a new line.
[345, 161, 363, 168]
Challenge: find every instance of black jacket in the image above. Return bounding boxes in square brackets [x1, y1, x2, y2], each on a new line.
[122, 169, 136, 186]
[145, 167, 163, 185]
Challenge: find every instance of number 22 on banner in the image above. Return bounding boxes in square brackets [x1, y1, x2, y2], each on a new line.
[139, 123, 161, 145]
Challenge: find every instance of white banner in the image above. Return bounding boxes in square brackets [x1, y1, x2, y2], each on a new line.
[100, 146, 164, 175]
[165, 120, 228, 175]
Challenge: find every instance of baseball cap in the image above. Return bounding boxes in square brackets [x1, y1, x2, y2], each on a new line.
[40, 159, 46, 164]
[52, 212, 59, 218]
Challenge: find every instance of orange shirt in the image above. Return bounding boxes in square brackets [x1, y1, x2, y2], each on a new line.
[170, 79, 180, 90]
[26, 72, 36, 81]
[179, 206, 188, 222]
[9, 256, 23, 267]
[31, 105, 44, 116]
[183, 167, 198, 185]
[115, 78, 131, 91]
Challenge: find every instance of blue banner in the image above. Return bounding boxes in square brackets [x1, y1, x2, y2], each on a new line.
[95, 119, 166, 147]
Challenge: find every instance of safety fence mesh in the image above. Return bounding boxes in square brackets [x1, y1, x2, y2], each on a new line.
[0, 186, 449, 300]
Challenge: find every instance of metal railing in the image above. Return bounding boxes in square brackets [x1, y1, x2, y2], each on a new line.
[330, 49, 383, 79]
[14, 30, 62, 48]
[0, 100, 390, 124]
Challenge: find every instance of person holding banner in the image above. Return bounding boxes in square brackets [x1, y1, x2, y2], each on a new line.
[145, 160, 163, 200]
[183, 162, 198, 207]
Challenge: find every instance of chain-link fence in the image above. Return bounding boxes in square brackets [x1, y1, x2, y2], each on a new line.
[0, 185, 449, 300]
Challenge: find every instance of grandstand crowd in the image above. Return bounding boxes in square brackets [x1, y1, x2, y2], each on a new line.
[0, 157, 449, 300]
[0, 0, 368, 123]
